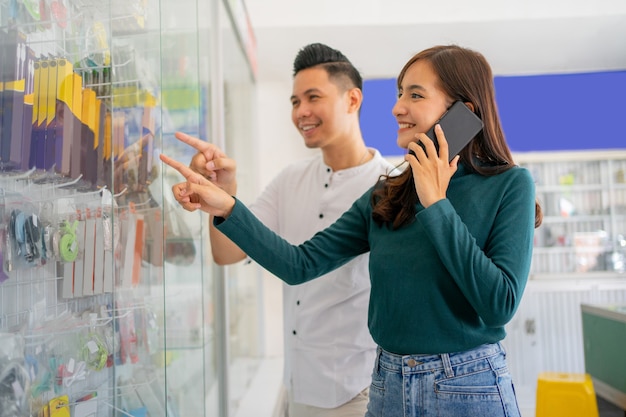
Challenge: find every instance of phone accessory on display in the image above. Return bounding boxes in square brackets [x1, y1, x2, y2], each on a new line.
[41, 223, 54, 262]
[82, 314, 109, 371]
[6, 210, 44, 266]
[24, 214, 40, 261]
[8, 210, 17, 244]
[58, 220, 79, 262]
[48, 395, 70, 417]
[52, 228, 62, 260]
[12, 210, 31, 262]
[82, 336, 108, 371]
[0, 358, 30, 417]
[73, 394, 98, 417]
[60, 358, 86, 387]
[3, 211, 17, 273]
[1, 226, 12, 278]
[102, 210, 119, 252]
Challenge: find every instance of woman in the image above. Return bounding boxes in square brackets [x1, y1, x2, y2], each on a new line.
[160, 44, 542, 417]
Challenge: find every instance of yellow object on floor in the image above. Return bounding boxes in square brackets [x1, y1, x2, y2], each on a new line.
[536, 372, 599, 417]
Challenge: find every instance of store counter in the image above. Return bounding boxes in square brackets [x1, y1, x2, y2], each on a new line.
[581, 303, 626, 411]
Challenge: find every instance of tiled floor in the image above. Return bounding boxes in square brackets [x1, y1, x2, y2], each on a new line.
[522, 396, 626, 417]
[598, 396, 626, 417]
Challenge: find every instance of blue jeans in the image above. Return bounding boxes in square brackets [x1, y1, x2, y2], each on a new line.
[365, 343, 521, 417]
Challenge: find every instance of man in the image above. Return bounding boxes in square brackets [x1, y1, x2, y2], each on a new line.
[173, 43, 395, 417]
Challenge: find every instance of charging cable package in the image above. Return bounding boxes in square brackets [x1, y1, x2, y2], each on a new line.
[0, 333, 29, 417]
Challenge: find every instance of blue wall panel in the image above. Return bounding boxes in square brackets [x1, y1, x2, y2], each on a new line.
[360, 71, 626, 156]
[360, 78, 401, 156]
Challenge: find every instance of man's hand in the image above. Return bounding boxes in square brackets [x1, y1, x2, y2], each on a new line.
[175, 132, 238, 195]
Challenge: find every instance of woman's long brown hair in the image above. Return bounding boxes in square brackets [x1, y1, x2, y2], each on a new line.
[371, 45, 543, 229]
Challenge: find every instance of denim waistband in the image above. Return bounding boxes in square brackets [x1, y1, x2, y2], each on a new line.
[377, 342, 503, 375]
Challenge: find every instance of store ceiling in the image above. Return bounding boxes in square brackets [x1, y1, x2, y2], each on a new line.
[251, 14, 626, 82]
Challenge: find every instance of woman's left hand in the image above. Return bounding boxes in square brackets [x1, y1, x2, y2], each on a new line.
[405, 124, 458, 207]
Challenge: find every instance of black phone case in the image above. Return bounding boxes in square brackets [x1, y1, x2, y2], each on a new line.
[416, 101, 484, 162]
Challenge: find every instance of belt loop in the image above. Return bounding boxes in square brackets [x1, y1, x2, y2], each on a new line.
[441, 353, 454, 378]
[374, 346, 382, 373]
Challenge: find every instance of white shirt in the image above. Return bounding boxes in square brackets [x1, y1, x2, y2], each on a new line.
[249, 149, 396, 408]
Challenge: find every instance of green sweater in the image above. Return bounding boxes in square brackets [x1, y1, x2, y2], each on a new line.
[216, 163, 536, 355]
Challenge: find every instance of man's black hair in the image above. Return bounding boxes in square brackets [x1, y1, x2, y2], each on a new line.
[292, 43, 363, 91]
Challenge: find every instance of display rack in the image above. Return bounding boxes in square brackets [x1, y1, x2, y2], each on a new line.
[0, 0, 258, 415]
[515, 150, 626, 278]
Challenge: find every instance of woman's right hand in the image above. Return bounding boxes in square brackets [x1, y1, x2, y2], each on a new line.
[160, 153, 236, 218]
[405, 124, 458, 207]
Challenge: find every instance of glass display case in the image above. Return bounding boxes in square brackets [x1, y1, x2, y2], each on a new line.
[0, 0, 258, 415]
[516, 150, 626, 278]
[221, 12, 262, 412]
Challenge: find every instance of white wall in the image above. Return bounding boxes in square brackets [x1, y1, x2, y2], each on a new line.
[246, 0, 625, 27]
[254, 81, 318, 192]
[245, 0, 626, 80]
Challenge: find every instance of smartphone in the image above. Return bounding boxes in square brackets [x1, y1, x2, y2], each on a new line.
[410, 100, 484, 162]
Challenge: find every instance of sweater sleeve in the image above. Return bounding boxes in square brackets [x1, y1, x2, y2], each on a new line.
[417, 168, 536, 327]
[215, 193, 372, 285]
